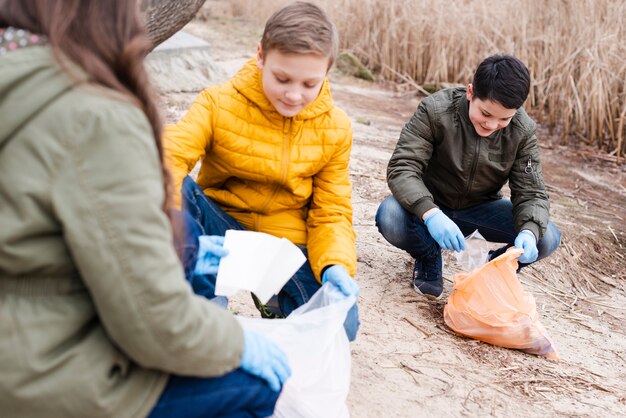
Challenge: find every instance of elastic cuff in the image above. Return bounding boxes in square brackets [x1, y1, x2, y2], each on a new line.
[412, 198, 438, 221]
[321, 265, 334, 283]
[423, 208, 441, 225]
[519, 222, 541, 241]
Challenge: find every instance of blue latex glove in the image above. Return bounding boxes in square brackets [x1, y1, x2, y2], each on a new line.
[194, 235, 229, 275]
[514, 230, 538, 263]
[424, 209, 466, 252]
[322, 265, 359, 298]
[240, 330, 291, 392]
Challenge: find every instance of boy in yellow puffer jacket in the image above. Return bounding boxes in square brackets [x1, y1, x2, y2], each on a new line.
[164, 2, 359, 340]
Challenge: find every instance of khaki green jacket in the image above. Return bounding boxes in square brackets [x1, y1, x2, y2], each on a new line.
[0, 46, 243, 417]
[387, 88, 550, 239]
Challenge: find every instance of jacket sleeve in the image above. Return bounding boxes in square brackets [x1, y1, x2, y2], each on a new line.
[163, 88, 216, 208]
[51, 102, 243, 377]
[306, 125, 357, 281]
[387, 100, 439, 219]
[508, 130, 550, 239]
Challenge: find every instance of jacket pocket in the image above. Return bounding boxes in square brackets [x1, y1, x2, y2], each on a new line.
[518, 155, 544, 188]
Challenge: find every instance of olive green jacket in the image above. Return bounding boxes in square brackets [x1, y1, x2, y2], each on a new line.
[0, 46, 243, 417]
[387, 87, 550, 239]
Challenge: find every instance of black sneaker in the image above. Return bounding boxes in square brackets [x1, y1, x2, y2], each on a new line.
[412, 251, 443, 299]
[251, 293, 285, 319]
[488, 244, 508, 262]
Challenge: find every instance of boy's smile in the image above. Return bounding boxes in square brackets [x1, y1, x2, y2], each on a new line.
[466, 84, 517, 137]
[257, 47, 329, 117]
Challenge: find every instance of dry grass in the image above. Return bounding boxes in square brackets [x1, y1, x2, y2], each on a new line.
[219, 0, 626, 162]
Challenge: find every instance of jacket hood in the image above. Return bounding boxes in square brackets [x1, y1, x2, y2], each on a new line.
[0, 46, 77, 148]
[230, 57, 334, 120]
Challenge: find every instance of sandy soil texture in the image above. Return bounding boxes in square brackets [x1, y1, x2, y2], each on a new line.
[152, 9, 626, 417]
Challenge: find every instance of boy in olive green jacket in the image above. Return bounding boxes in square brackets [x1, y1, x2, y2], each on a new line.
[376, 54, 561, 299]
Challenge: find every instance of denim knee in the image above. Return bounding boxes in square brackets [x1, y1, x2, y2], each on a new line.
[149, 371, 279, 418]
[182, 175, 200, 195]
[538, 221, 561, 260]
[375, 196, 410, 246]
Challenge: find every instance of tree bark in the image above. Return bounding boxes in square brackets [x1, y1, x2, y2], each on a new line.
[141, 0, 207, 49]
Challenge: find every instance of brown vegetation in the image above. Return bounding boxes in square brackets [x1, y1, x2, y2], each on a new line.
[219, 0, 626, 162]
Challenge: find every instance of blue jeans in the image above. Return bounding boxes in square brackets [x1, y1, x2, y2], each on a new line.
[148, 371, 280, 418]
[181, 176, 360, 341]
[375, 195, 561, 269]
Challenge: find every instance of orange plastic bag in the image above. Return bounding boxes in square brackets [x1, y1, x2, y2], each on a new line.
[444, 248, 559, 360]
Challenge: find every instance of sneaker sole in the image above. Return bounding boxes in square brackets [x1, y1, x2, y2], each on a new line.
[412, 283, 443, 300]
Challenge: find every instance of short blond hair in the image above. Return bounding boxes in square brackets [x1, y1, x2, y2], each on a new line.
[260, 2, 338, 68]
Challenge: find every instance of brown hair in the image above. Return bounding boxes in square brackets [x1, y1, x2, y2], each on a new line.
[0, 0, 172, 210]
[261, 1, 338, 69]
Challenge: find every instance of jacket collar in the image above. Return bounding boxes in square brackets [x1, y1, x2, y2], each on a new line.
[230, 57, 334, 120]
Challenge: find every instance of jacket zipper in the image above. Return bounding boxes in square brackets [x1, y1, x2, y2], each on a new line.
[279, 118, 291, 184]
[256, 118, 291, 228]
[525, 155, 533, 173]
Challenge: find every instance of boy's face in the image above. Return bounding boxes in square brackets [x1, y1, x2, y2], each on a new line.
[257, 46, 329, 117]
[466, 84, 517, 137]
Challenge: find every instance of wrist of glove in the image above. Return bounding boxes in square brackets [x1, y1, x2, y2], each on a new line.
[514, 230, 538, 263]
[240, 330, 291, 392]
[321, 265, 359, 298]
[424, 209, 466, 252]
[193, 235, 229, 275]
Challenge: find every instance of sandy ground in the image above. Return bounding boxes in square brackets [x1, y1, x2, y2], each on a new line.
[150, 8, 626, 417]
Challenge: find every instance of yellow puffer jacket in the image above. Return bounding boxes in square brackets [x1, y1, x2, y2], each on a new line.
[164, 58, 356, 280]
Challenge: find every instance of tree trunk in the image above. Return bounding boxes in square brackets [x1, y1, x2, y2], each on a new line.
[141, 0, 207, 49]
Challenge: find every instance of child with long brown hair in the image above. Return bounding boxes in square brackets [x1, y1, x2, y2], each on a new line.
[0, 1, 289, 416]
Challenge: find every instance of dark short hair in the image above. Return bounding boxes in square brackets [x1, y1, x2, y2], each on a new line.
[472, 54, 530, 109]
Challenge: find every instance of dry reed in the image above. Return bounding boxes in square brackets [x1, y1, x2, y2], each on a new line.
[224, 0, 626, 161]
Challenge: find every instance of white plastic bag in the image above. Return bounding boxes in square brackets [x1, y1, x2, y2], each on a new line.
[238, 283, 355, 418]
[454, 230, 490, 271]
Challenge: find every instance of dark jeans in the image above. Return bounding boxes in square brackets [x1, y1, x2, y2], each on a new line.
[148, 371, 280, 418]
[180, 176, 360, 341]
[375, 195, 561, 269]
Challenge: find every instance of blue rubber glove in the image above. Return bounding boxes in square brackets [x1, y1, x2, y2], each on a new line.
[322, 265, 359, 298]
[240, 330, 291, 392]
[423, 209, 466, 252]
[514, 230, 538, 263]
[194, 235, 229, 275]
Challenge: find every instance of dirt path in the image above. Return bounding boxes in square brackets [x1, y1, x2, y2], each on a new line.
[155, 9, 626, 417]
